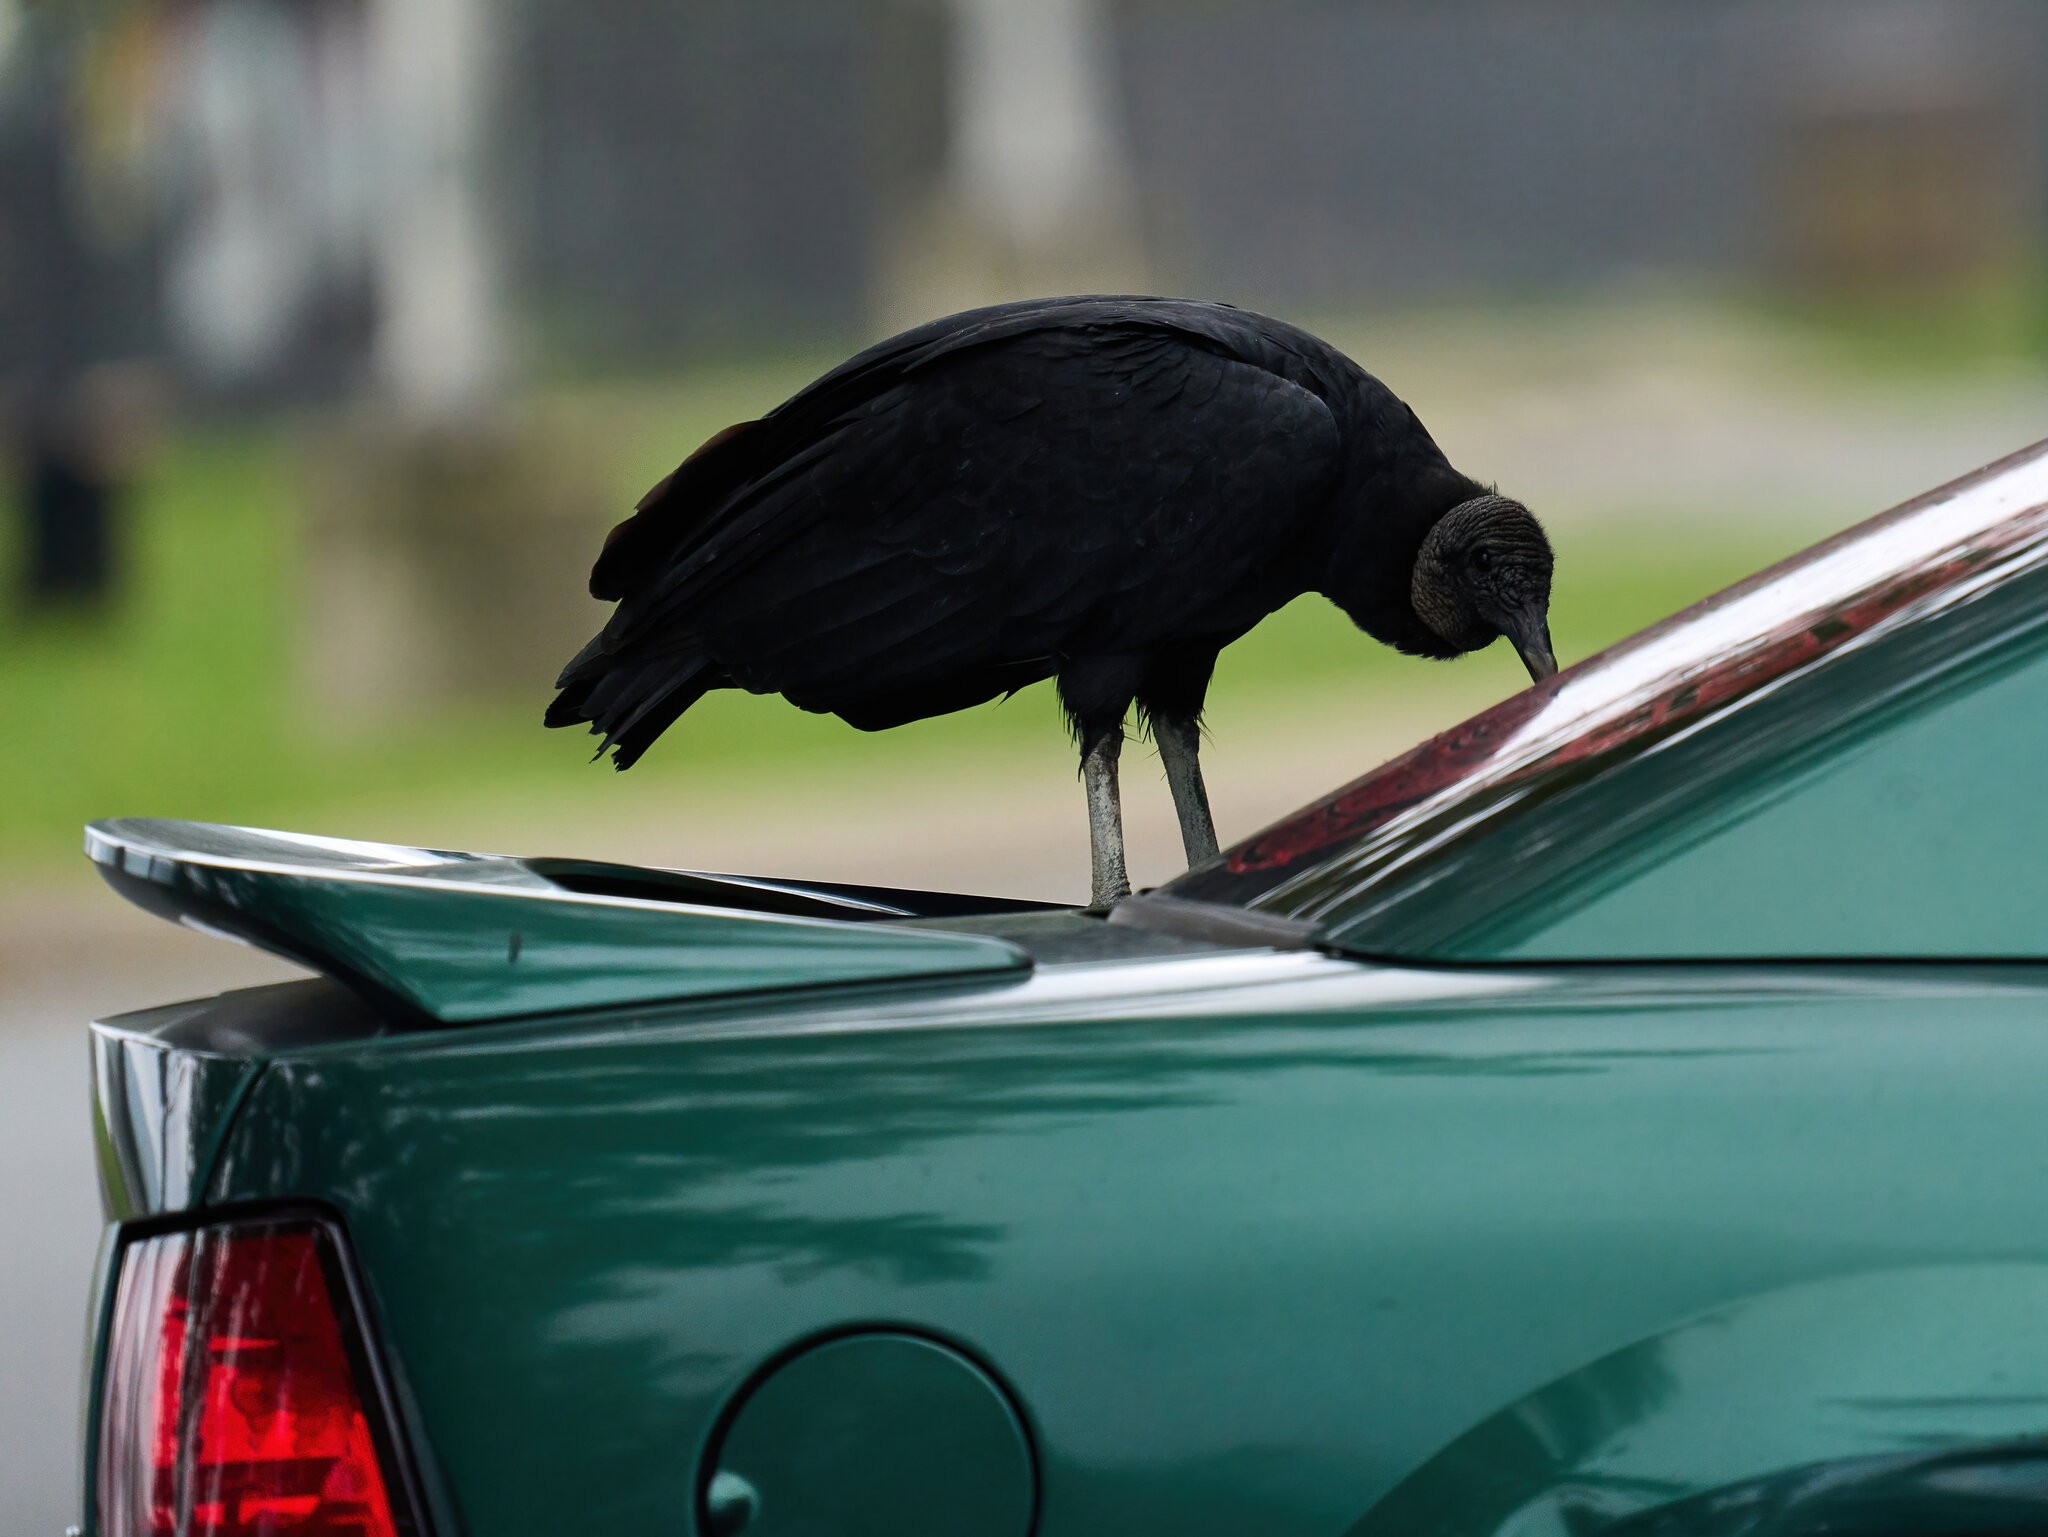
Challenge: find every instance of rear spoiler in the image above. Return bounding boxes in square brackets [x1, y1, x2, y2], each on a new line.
[86, 819, 1034, 1025]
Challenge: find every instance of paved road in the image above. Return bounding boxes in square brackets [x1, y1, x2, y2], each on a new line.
[0, 994, 101, 1537]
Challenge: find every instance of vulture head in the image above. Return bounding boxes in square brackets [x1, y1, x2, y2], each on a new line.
[1412, 495, 1558, 682]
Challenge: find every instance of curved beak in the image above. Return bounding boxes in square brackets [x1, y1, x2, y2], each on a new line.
[1502, 605, 1558, 683]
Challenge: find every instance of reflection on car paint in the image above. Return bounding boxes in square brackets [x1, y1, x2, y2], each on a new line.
[1349, 1265, 2048, 1536]
[1608, 1436, 2048, 1537]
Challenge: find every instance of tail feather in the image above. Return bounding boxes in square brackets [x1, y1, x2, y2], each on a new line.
[555, 418, 766, 766]
[546, 647, 720, 770]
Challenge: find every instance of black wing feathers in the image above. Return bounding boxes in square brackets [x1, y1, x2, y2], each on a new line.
[589, 419, 765, 602]
[552, 297, 1357, 764]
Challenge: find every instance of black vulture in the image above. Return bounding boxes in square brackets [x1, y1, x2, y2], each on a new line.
[549, 296, 1556, 909]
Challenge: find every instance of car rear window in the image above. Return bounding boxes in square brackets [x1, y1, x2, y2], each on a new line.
[1340, 579, 2048, 960]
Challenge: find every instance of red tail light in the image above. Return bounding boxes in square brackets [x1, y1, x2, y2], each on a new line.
[96, 1217, 419, 1536]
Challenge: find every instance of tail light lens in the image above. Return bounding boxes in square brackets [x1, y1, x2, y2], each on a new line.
[96, 1216, 420, 1536]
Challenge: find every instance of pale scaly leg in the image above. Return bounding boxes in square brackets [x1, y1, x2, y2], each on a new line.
[1154, 713, 1219, 870]
[1083, 727, 1131, 911]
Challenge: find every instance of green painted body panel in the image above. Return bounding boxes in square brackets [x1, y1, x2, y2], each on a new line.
[204, 953, 2048, 1536]
[1355, 1265, 2048, 1534]
[91, 1010, 260, 1220]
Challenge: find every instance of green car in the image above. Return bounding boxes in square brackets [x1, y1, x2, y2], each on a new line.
[79, 441, 2048, 1537]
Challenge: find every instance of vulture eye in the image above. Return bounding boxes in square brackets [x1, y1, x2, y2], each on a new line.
[1471, 548, 1494, 574]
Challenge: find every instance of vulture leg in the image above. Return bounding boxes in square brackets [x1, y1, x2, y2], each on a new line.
[1081, 726, 1131, 911]
[1154, 713, 1219, 869]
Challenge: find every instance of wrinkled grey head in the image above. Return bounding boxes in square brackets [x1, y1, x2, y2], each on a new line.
[1412, 495, 1558, 681]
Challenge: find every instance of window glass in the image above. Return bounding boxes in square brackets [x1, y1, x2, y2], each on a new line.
[1321, 573, 2048, 960]
[1492, 645, 2048, 956]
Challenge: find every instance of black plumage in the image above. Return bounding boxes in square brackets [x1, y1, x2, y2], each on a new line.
[550, 296, 1556, 907]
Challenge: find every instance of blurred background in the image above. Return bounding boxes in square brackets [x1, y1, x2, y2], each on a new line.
[11, 0, 2048, 1526]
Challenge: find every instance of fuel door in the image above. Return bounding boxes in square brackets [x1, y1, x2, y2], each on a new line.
[698, 1331, 1036, 1537]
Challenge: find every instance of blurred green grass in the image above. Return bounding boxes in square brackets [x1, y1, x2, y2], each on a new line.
[1761, 276, 2048, 380]
[0, 381, 1820, 877]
